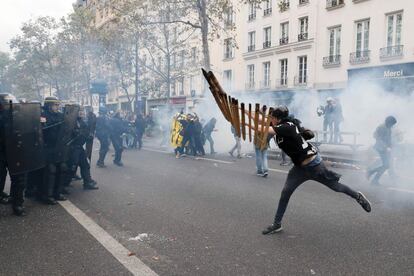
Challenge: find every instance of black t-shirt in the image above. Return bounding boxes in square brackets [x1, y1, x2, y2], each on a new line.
[273, 121, 317, 166]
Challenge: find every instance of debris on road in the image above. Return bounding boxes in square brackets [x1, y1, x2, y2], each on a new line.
[129, 233, 149, 242]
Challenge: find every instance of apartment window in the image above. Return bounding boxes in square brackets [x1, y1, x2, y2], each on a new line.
[172, 53, 177, 69]
[173, 27, 178, 42]
[224, 70, 233, 91]
[190, 76, 195, 94]
[178, 78, 184, 95]
[248, 31, 256, 52]
[263, 62, 271, 88]
[387, 12, 403, 47]
[157, 56, 162, 69]
[264, 0, 272, 16]
[324, 26, 341, 65]
[356, 20, 370, 53]
[224, 7, 234, 27]
[280, 59, 288, 86]
[224, 38, 234, 59]
[298, 17, 309, 41]
[263, 27, 272, 48]
[247, 64, 255, 89]
[298, 56, 307, 84]
[171, 81, 176, 96]
[280, 22, 289, 45]
[327, 0, 344, 9]
[180, 50, 185, 68]
[248, 2, 256, 21]
[380, 12, 403, 58]
[191, 47, 197, 64]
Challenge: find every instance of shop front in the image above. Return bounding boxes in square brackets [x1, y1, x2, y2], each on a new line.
[348, 62, 414, 95]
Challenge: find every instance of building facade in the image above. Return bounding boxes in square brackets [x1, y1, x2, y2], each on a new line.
[213, 0, 414, 103]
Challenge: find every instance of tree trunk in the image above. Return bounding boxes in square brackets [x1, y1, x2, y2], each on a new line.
[197, 0, 210, 71]
[134, 37, 140, 114]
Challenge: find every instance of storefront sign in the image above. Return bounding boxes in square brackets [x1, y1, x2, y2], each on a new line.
[348, 62, 414, 81]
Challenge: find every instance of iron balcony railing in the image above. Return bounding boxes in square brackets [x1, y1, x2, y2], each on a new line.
[247, 45, 256, 52]
[224, 52, 234, 59]
[264, 8, 272, 16]
[298, 32, 308, 41]
[380, 45, 404, 59]
[260, 80, 271, 89]
[248, 13, 256, 21]
[326, 0, 344, 9]
[263, 41, 272, 49]
[245, 82, 255, 90]
[349, 50, 370, 64]
[323, 55, 341, 67]
[279, 37, 289, 45]
[276, 78, 288, 88]
[294, 76, 307, 86]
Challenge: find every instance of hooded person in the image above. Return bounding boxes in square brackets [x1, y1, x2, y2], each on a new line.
[366, 116, 397, 185]
[261, 106, 371, 234]
[203, 118, 217, 154]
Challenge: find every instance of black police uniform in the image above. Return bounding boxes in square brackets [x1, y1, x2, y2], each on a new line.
[41, 108, 66, 204]
[109, 115, 126, 166]
[65, 117, 98, 189]
[134, 115, 146, 150]
[0, 111, 10, 204]
[0, 105, 27, 215]
[96, 114, 111, 167]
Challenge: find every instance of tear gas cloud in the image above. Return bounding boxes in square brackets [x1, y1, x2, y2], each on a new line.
[189, 78, 414, 182]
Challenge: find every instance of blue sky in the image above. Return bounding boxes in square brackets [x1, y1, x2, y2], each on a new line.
[0, 0, 75, 52]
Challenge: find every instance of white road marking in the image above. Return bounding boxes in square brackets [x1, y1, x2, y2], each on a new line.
[142, 147, 170, 154]
[194, 157, 233, 164]
[143, 147, 234, 164]
[386, 187, 414, 194]
[269, 168, 289, 174]
[59, 200, 158, 276]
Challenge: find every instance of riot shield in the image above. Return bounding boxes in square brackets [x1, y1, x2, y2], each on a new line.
[2, 103, 45, 175]
[53, 104, 80, 163]
[85, 111, 96, 161]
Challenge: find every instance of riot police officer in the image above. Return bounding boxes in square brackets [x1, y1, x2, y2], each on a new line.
[0, 93, 34, 216]
[40, 96, 67, 204]
[110, 112, 126, 166]
[96, 107, 111, 168]
[65, 107, 98, 190]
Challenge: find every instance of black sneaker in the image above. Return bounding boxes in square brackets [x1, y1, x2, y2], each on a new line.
[113, 161, 124, 167]
[262, 171, 269, 178]
[55, 194, 67, 201]
[12, 205, 26, 217]
[356, 192, 371, 213]
[262, 223, 283, 235]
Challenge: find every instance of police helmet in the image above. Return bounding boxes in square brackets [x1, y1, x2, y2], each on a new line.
[44, 96, 60, 104]
[271, 106, 289, 119]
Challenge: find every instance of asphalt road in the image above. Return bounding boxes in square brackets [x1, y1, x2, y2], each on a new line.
[1, 145, 414, 275]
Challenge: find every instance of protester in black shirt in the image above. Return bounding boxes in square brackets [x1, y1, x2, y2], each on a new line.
[261, 106, 371, 234]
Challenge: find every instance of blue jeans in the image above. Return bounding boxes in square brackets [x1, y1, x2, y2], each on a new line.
[255, 147, 268, 173]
